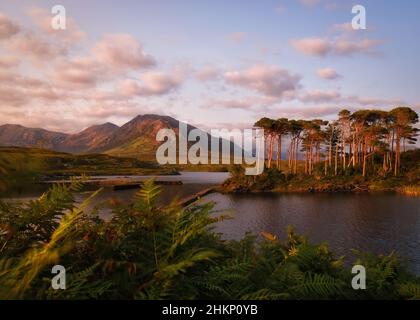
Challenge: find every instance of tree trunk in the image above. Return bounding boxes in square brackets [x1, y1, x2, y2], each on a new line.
[334, 144, 338, 175]
[276, 135, 281, 169]
[362, 139, 367, 177]
[394, 133, 400, 176]
[267, 135, 273, 168]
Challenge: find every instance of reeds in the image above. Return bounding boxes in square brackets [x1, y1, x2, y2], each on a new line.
[397, 185, 420, 196]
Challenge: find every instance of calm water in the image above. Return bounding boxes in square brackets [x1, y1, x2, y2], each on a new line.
[204, 192, 420, 274]
[3, 172, 420, 274]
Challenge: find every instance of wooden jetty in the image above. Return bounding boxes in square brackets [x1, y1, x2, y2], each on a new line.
[176, 187, 217, 207]
[112, 180, 182, 190]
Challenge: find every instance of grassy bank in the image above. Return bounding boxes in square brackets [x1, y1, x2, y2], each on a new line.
[0, 180, 419, 300]
[0, 147, 175, 194]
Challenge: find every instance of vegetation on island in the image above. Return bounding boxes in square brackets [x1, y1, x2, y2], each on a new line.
[222, 107, 419, 194]
[0, 180, 419, 300]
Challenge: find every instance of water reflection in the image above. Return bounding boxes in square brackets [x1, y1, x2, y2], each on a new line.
[204, 192, 420, 274]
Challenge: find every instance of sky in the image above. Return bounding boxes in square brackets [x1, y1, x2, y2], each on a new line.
[0, 0, 419, 134]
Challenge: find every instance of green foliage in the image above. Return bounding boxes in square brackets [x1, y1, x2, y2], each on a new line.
[0, 180, 419, 300]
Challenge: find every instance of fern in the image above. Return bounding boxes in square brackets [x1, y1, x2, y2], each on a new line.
[1, 179, 419, 300]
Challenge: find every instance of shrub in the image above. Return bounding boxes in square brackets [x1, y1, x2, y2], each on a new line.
[0, 180, 419, 300]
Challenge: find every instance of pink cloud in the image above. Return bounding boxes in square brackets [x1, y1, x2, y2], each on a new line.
[299, 90, 341, 103]
[51, 57, 107, 87]
[291, 36, 382, 57]
[208, 99, 254, 110]
[120, 70, 183, 97]
[224, 64, 301, 98]
[0, 70, 43, 88]
[0, 13, 20, 39]
[317, 67, 340, 80]
[334, 38, 382, 56]
[291, 38, 330, 56]
[276, 105, 342, 119]
[92, 34, 156, 70]
[0, 56, 20, 68]
[0, 86, 28, 106]
[8, 31, 66, 61]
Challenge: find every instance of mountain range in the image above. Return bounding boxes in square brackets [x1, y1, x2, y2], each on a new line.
[0, 114, 201, 160]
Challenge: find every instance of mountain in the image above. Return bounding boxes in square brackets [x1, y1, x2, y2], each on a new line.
[90, 115, 183, 153]
[57, 122, 119, 153]
[0, 115, 216, 161]
[0, 124, 68, 149]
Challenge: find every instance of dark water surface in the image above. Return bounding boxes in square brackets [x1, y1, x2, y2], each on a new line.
[3, 172, 420, 274]
[204, 192, 420, 274]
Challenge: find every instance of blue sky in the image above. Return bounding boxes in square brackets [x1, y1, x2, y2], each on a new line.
[0, 0, 419, 133]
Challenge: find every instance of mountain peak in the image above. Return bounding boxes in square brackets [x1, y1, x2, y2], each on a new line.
[0, 114, 199, 156]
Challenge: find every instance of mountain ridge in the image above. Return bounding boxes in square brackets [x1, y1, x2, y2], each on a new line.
[0, 114, 209, 159]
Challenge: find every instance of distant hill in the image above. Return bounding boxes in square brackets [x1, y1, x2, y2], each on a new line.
[0, 124, 68, 150]
[57, 122, 119, 153]
[0, 114, 224, 161]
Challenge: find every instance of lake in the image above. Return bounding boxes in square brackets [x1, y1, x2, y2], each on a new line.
[3, 171, 420, 274]
[206, 192, 420, 275]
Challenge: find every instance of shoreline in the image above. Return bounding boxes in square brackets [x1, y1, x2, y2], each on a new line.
[219, 180, 420, 196]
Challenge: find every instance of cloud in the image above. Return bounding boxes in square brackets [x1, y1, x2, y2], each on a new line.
[0, 13, 20, 39]
[317, 67, 340, 80]
[0, 11, 68, 62]
[227, 32, 247, 44]
[0, 56, 20, 68]
[208, 99, 254, 110]
[195, 66, 221, 81]
[8, 31, 67, 61]
[299, 90, 341, 103]
[275, 105, 342, 119]
[344, 95, 405, 107]
[0, 86, 28, 106]
[334, 38, 382, 56]
[0, 70, 44, 89]
[92, 34, 156, 70]
[224, 64, 301, 99]
[291, 36, 382, 57]
[50, 57, 108, 88]
[81, 102, 150, 120]
[119, 70, 184, 97]
[291, 37, 330, 56]
[0, 70, 63, 104]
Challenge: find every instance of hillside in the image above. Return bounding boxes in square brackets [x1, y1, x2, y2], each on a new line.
[0, 114, 212, 161]
[0, 124, 68, 149]
[57, 122, 119, 153]
[0, 146, 171, 194]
